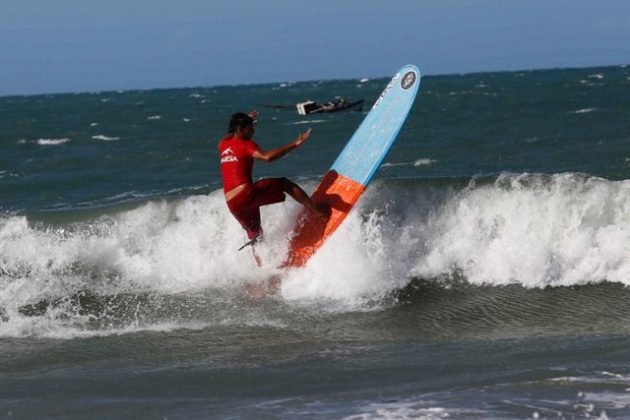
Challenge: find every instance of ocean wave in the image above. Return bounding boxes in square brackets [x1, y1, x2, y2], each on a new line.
[570, 108, 597, 114]
[382, 158, 435, 168]
[405, 173, 629, 287]
[36, 138, 71, 146]
[0, 171, 19, 180]
[1, 173, 628, 294]
[414, 158, 436, 166]
[349, 368, 624, 419]
[290, 120, 327, 125]
[91, 134, 120, 141]
[0, 173, 628, 337]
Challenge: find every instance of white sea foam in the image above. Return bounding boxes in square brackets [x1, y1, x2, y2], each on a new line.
[549, 371, 630, 415]
[382, 159, 435, 168]
[36, 138, 71, 146]
[414, 158, 436, 166]
[0, 171, 18, 179]
[0, 191, 302, 337]
[91, 135, 120, 141]
[381, 162, 407, 168]
[410, 174, 630, 287]
[291, 120, 327, 125]
[570, 108, 597, 114]
[282, 207, 401, 305]
[349, 399, 486, 419]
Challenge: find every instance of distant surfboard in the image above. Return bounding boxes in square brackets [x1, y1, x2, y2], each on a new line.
[284, 65, 421, 267]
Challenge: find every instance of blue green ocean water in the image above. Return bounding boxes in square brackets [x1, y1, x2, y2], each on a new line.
[1, 65, 629, 418]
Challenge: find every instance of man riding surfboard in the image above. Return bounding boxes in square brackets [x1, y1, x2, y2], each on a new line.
[218, 111, 327, 265]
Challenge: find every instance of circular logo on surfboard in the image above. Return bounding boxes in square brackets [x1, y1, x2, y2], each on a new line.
[401, 71, 416, 89]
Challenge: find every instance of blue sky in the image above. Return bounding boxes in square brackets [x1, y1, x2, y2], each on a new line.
[1, 0, 629, 96]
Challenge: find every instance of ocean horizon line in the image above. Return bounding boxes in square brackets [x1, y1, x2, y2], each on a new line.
[1, 61, 628, 100]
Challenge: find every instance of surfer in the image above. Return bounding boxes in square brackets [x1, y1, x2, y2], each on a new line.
[218, 111, 326, 265]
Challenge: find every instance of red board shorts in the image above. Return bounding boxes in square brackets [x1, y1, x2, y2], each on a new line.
[226, 178, 286, 239]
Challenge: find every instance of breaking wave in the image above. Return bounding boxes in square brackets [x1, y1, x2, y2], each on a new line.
[0, 173, 628, 337]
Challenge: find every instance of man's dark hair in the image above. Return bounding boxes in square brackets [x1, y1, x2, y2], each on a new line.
[228, 112, 254, 134]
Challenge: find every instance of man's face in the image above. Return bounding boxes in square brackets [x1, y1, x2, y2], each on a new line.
[240, 124, 254, 140]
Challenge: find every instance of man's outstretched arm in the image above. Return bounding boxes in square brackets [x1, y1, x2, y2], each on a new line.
[253, 128, 312, 162]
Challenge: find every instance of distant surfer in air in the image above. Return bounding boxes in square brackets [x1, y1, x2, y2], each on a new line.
[218, 111, 327, 265]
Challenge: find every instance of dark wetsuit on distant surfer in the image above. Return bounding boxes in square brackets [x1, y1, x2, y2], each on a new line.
[218, 111, 326, 265]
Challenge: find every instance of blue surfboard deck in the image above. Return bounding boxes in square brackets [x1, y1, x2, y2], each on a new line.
[285, 65, 422, 267]
[331, 64, 421, 185]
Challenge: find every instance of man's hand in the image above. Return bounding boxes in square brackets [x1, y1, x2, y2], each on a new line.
[253, 128, 313, 162]
[294, 128, 312, 147]
[247, 110, 260, 123]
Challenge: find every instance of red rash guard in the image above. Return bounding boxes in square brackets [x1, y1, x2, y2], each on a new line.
[218, 136, 259, 192]
[218, 135, 287, 240]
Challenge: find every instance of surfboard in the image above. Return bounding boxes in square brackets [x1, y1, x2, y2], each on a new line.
[284, 64, 421, 268]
